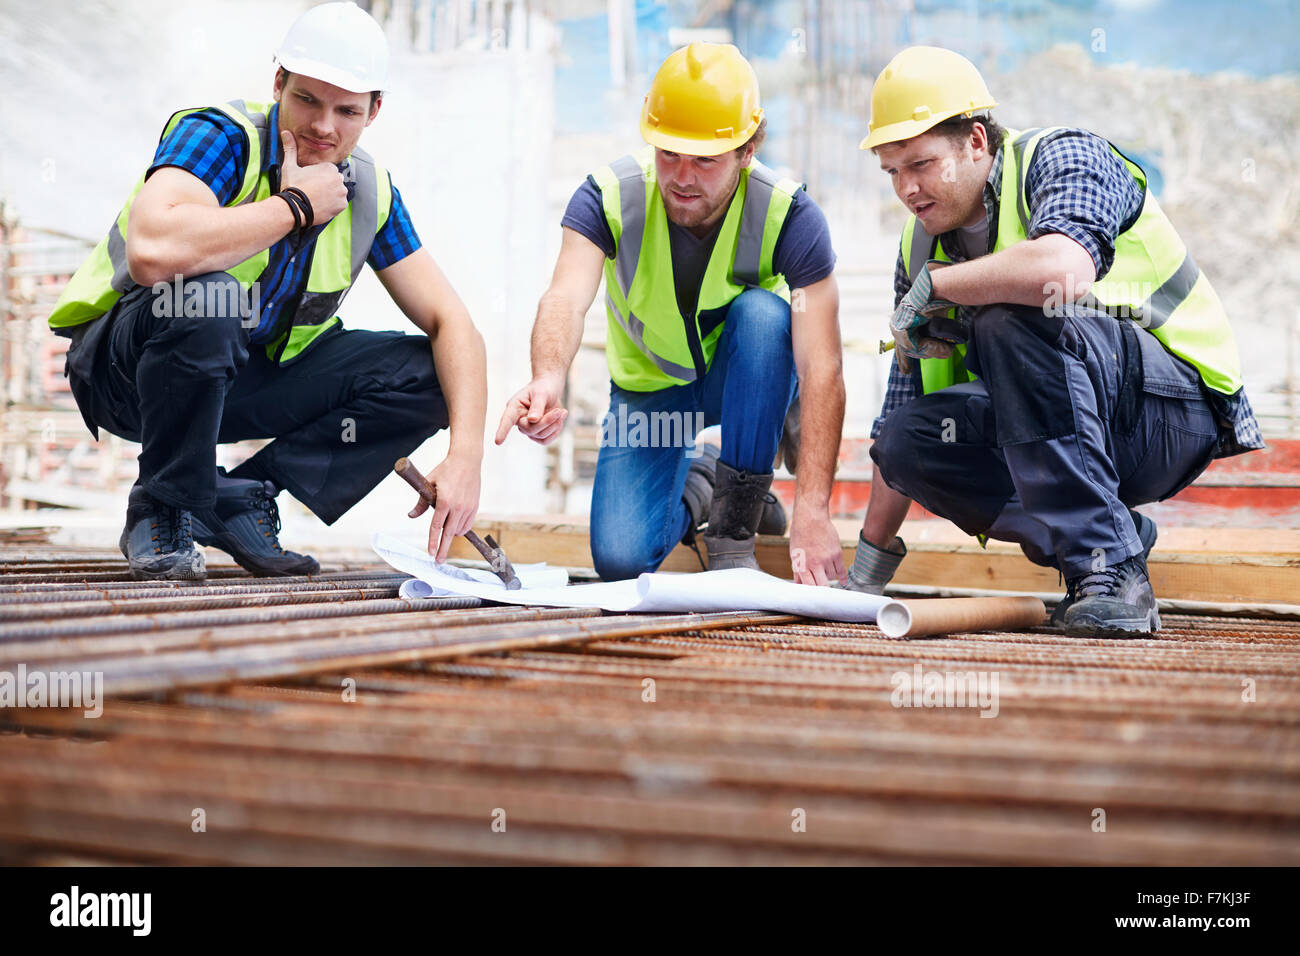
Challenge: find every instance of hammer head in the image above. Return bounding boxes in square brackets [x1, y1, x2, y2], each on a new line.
[484, 534, 522, 590]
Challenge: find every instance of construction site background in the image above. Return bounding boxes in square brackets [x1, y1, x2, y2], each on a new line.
[1, 0, 1296, 552]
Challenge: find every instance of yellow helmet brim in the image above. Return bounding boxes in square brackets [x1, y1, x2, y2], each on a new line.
[640, 110, 762, 156]
[859, 102, 995, 151]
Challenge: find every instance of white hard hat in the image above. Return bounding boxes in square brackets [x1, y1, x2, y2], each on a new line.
[274, 1, 389, 94]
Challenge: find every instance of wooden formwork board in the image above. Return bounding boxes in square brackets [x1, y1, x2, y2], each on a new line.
[447, 515, 1300, 605]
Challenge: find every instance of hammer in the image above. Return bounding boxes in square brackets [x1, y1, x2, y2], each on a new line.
[393, 457, 522, 590]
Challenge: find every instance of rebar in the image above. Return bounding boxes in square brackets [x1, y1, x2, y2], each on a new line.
[0, 586, 400, 622]
[0, 595, 483, 643]
[1, 547, 1297, 867]
[0, 577, 412, 607]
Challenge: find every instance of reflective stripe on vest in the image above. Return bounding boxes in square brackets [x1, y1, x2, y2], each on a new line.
[48, 99, 392, 367]
[906, 126, 1243, 396]
[592, 146, 800, 391]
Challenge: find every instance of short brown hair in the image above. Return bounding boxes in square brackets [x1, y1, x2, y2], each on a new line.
[738, 116, 768, 156]
[931, 113, 1005, 155]
[277, 67, 381, 110]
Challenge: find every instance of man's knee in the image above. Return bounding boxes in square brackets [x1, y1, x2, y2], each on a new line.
[969, 302, 1052, 354]
[148, 272, 250, 355]
[872, 387, 992, 489]
[590, 533, 659, 581]
[726, 289, 792, 343]
[367, 334, 438, 396]
[871, 403, 929, 493]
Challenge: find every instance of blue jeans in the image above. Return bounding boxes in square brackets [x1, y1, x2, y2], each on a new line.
[589, 289, 798, 580]
[871, 303, 1220, 578]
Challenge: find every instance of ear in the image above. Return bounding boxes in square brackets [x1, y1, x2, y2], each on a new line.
[366, 94, 383, 126]
[273, 68, 286, 102]
[970, 120, 990, 159]
[738, 141, 757, 168]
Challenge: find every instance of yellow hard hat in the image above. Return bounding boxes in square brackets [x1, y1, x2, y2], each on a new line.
[640, 42, 763, 156]
[860, 46, 996, 150]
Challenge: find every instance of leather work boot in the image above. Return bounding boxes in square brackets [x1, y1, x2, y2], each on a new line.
[682, 443, 786, 540]
[1061, 553, 1161, 638]
[757, 488, 788, 535]
[119, 485, 205, 581]
[701, 462, 776, 571]
[1049, 509, 1157, 628]
[681, 443, 721, 542]
[191, 475, 319, 576]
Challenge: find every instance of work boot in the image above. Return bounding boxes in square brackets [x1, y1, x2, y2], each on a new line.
[757, 490, 788, 535]
[1049, 509, 1157, 627]
[119, 485, 205, 581]
[701, 462, 774, 571]
[683, 443, 786, 538]
[191, 474, 319, 577]
[1061, 553, 1161, 638]
[682, 443, 721, 542]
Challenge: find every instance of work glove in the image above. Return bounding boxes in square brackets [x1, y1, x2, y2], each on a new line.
[839, 532, 907, 595]
[891, 260, 960, 360]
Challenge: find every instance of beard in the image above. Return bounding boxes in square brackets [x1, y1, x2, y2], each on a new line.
[660, 167, 741, 230]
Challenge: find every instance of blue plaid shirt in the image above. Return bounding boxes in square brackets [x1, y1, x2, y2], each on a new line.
[149, 103, 422, 343]
[870, 128, 1263, 458]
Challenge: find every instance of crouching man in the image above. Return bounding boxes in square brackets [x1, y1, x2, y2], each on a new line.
[48, 2, 487, 580]
[497, 43, 846, 584]
[846, 47, 1262, 636]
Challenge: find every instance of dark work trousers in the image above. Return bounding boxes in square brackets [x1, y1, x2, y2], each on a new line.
[870, 302, 1220, 578]
[63, 272, 449, 525]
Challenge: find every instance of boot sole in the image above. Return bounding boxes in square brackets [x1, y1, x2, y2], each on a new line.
[126, 550, 207, 582]
[1063, 608, 1161, 639]
[120, 526, 207, 581]
[1048, 521, 1157, 631]
[194, 533, 319, 577]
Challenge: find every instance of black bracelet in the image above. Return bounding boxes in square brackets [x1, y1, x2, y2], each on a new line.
[280, 186, 314, 232]
[285, 190, 310, 233]
[275, 191, 303, 232]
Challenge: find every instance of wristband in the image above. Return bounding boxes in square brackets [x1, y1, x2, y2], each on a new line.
[280, 189, 309, 232]
[275, 191, 303, 232]
[279, 186, 314, 232]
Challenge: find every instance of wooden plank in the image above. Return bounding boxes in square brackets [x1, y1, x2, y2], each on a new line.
[450, 515, 1300, 605]
[773, 438, 1300, 524]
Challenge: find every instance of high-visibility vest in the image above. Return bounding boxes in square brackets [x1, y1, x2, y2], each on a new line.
[905, 127, 1244, 398]
[591, 146, 802, 391]
[47, 100, 392, 366]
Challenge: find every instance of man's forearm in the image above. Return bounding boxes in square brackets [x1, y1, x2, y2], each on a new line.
[430, 314, 488, 460]
[929, 234, 1096, 310]
[793, 369, 845, 512]
[530, 290, 587, 381]
[127, 197, 296, 287]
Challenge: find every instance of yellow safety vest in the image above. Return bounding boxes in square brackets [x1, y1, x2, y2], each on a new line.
[591, 146, 801, 391]
[905, 127, 1244, 398]
[48, 99, 393, 365]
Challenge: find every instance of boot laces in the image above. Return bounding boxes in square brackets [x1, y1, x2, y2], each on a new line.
[1071, 556, 1141, 599]
[715, 473, 768, 538]
[252, 488, 286, 554]
[1074, 567, 1121, 598]
[151, 505, 193, 553]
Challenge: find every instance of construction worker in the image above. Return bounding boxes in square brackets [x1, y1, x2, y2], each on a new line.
[845, 46, 1263, 635]
[496, 42, 846, 584]
[48, 1, 487, 581]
